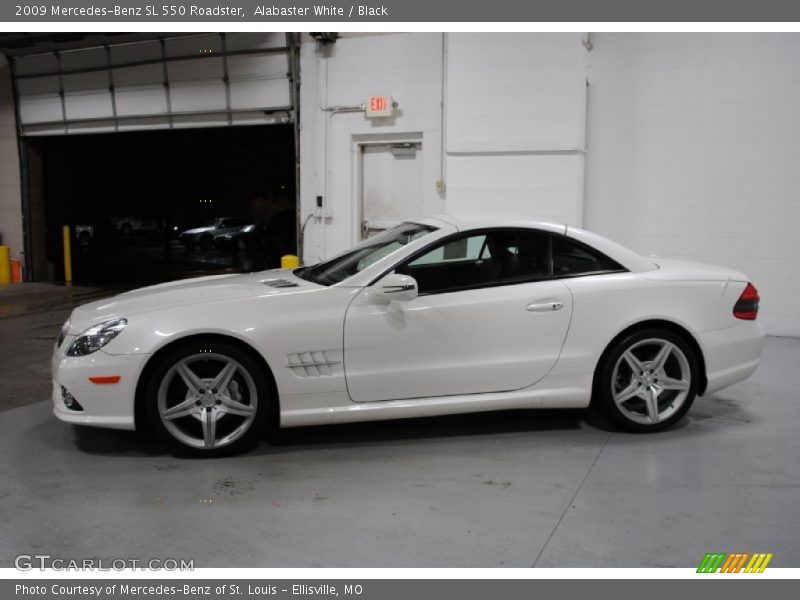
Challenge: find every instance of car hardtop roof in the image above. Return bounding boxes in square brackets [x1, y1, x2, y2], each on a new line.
[411, 213, 657, 273]
[417, 213, 568, 235]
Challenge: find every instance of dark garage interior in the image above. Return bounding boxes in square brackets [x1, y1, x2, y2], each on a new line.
[26, 123, 296, 286]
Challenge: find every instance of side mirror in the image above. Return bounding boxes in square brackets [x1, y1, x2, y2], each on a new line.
[374, 273, 418, 302]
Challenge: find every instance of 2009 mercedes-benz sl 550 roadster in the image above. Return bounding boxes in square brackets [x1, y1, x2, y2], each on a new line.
[52, 214, 765, 456]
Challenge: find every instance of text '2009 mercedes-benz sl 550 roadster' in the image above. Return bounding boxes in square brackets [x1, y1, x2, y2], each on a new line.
[52, 214, 764, 456]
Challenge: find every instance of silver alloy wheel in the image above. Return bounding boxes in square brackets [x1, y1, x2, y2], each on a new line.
[611, 338, 691, 425]
[157, 353, 258, 450]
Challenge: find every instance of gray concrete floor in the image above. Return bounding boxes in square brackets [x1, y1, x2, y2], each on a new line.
[0, 283, 111, 412]
[1, 283, 799, 567]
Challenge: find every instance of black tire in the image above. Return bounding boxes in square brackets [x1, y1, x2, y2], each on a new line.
[144, 338, 271, 457]
[594, 328, 699, 433]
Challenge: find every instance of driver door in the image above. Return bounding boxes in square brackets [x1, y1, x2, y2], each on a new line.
[343, 229, 573, 402]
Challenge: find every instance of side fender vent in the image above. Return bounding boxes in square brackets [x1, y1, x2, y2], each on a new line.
[287, 351, 341, 377]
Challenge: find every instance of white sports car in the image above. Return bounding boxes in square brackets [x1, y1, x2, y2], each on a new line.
[52, 214, 765, 456]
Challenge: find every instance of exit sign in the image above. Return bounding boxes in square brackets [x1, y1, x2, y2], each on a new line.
[366, 96, 394, 117]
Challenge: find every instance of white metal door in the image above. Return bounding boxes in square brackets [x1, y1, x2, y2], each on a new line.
[360, 142, 423, 239]
[343, 279, 573, 402]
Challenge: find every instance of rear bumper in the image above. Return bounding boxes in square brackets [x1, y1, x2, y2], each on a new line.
[698, 321, 765, 396]
[51, 346, 146, 431]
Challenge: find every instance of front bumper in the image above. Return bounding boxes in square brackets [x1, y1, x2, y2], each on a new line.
[51, 344, 148, 430]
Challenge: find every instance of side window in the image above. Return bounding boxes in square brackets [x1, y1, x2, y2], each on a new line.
[398, 229, 549, 295]
[552, 236, 624, 277]
[408, 234, 488, 266]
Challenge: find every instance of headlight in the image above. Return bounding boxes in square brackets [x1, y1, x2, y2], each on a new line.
[66, 318, 128, 357]
[57, 321, 70, 348]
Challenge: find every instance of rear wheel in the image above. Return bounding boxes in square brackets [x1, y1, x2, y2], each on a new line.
[596, 328, 698, 432]
[145, 339, 270, 456]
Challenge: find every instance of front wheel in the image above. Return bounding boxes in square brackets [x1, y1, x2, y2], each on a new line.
[595, 329, 699, 432]
[145, 339, 271, 456]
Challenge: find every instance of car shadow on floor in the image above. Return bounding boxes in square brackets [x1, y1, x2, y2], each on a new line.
[71, 427, 167, 457]
[70, 394, 757, 458]
[70, 408, 611, 458]
[270, 408, 607, 448]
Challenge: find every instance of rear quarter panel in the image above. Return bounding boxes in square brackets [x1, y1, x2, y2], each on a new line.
[549, 272, 751, 380]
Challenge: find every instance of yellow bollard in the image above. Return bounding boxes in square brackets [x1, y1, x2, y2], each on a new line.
[281, 254, 300, 269]
[0, 246, 10, 284]
[62, 225, 72, 285]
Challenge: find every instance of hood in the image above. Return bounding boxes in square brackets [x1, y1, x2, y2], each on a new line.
[643, 257, 748, 282]
[68, 269, 317, 331]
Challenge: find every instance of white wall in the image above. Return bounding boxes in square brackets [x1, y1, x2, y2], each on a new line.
[0, 54, 23, 261]
[299, 33, 446, 263]
[299, 33, 589, 262]
[445, 33, 587, 223]
[584, 33, 800, 336]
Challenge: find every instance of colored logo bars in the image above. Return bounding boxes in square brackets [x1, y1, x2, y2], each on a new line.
[697, 552, 773, 573]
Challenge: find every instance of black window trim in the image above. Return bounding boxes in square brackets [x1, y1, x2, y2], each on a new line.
[368, 227, 628, 295]
[550, 234, 627, 280]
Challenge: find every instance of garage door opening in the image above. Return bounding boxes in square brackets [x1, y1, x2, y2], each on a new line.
[25, 124, 296, 286]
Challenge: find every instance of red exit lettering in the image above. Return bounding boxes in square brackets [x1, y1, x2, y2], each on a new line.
[371, 97, 386, 111]
[366, 96, 393, 117]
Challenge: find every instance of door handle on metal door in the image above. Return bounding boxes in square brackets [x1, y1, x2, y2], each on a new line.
[526, 300, 564, 312]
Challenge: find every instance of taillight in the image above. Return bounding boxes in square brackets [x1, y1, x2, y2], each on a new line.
[733, 282, 759, 320]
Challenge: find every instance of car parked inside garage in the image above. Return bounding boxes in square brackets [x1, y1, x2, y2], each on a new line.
[179, 217, 252, 251]
[213, 209, 298, 265]
[51, 214, 764, 456]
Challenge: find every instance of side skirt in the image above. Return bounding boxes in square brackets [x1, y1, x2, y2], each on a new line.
[279, 373, 593, 428]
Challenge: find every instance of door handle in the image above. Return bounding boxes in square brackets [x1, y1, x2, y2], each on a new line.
[526, 300, 564, 312]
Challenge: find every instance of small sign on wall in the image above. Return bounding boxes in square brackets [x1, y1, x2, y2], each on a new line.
[366, 96, 394, 118]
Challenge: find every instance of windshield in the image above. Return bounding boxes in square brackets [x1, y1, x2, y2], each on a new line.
[295, 222, 437, 286]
